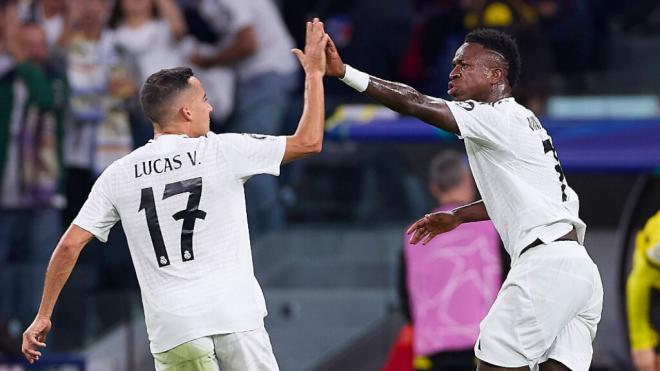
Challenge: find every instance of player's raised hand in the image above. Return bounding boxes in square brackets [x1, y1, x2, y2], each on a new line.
[406, 211, 462, 245]
[291, 18, 329, 77]
[324, 36, 345, 78]
[22, 316, 51, 364]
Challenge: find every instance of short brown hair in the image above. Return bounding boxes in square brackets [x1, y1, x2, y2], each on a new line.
[139, 67, 194, 124]
[428, 150, 468, 192]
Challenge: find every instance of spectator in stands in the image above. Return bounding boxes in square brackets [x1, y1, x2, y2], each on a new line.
[531, 0, 594, 94]
[56, 0, 134, 226]
[626, 209, 660, 371]
[175, 0, 234, 124]
[398, 151, 501, 371]
[399, 0, 469, 97]
[0, 5, 68, 332]
[189, 0, 298, 236]
[109, 0, 186, 85]
[37, 0, 66, 47]
[108, 0, 186, 146]
[15, 0, 67, 48]
[463, 0, 553, 115]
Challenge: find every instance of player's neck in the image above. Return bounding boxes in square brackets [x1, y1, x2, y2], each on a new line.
[153, 123, 189, 139]
[485, 83, 512, 103]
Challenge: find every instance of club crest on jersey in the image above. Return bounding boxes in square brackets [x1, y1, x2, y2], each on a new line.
[527, 116, 542, 131]
[455, 101, 475, 111]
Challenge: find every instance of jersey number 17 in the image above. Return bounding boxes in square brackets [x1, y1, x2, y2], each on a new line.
[542, 139, 568, 202]
[138, 177, 207, 267]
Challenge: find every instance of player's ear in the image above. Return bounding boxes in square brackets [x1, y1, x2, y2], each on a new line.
[179, 106, 193, 122]
[491, 68, 504, 85]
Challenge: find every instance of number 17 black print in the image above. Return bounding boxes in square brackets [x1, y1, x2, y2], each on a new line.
[139, 177, 207, 267]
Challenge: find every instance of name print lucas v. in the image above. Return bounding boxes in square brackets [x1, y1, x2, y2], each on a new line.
[134, 151, 200, 178]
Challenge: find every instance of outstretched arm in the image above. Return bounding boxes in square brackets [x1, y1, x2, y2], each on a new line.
[282, 19, 328, 164]
[407, 200, 489, 245]
[22, 225, 94, 364]
[451, 200, 490, 223]
[325, 38, 459, 135]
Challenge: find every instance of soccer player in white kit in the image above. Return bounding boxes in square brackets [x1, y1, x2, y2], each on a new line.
[324, 29, 603, 371]
[21, 19, 330, 371]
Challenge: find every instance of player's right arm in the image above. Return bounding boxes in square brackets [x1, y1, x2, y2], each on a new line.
[23, 162, 120, 364]
[22, 225, 94, 364]
[407, 200, 489, 244]
[282, 19, 329, 164]
[325, 38, 459, 135]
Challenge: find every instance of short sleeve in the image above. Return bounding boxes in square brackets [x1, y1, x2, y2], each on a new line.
[72, 164, 120, 242]
[217, 133, 286, 182]
[446, 100, 510, 147]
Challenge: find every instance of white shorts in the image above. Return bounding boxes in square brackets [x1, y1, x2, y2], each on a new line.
[475, 241, 603, 371]
[153, 325, 279, 371]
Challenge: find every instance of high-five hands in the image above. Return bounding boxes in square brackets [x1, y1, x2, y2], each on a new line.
[291, 18, 330, 76]
[406, 211, 462, 245]
[295, 18, 345, 78]
[324, 33, 345, 78]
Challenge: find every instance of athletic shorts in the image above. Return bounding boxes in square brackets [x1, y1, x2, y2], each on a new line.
[474, 241, 603, 371]
[152, 325, 279, 371]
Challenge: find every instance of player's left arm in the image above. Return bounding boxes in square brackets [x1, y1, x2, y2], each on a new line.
[282, 19, 328, 164]
[325, 37, 459, 135]
[407, 200, 489, 244]
[22, 225, 94, 364]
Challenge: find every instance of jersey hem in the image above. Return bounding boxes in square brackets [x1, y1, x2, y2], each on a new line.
[149, 320, 265, 354]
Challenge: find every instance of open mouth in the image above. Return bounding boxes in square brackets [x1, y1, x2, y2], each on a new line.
[447, 82, 457, 96]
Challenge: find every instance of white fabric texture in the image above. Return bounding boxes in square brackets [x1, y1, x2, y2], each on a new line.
[446, 98, 586, 259]
[73, 133, 286, 353]
[153, 325, 279, 371]
[474, 241, 603, 371]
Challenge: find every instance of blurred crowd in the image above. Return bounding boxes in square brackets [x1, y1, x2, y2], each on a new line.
[1, 0, 660, 356]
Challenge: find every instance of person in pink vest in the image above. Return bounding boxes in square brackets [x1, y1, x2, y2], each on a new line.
[399, 150, 503, 371]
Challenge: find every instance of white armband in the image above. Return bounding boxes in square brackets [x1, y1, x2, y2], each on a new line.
[339, 64, 370, 92]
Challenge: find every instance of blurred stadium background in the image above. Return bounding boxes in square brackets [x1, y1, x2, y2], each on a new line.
[1, 0, 659, 370]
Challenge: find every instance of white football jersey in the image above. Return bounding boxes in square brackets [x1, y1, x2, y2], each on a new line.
[73, 132, 286, 353]
[446, 98, 586, 259]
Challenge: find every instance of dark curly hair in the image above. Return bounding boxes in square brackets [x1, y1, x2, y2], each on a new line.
[140, 67, 195, 124]
[465, 29, 521, 88]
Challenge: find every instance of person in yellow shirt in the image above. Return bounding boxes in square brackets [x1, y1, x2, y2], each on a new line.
[627, 210, 660, 371]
